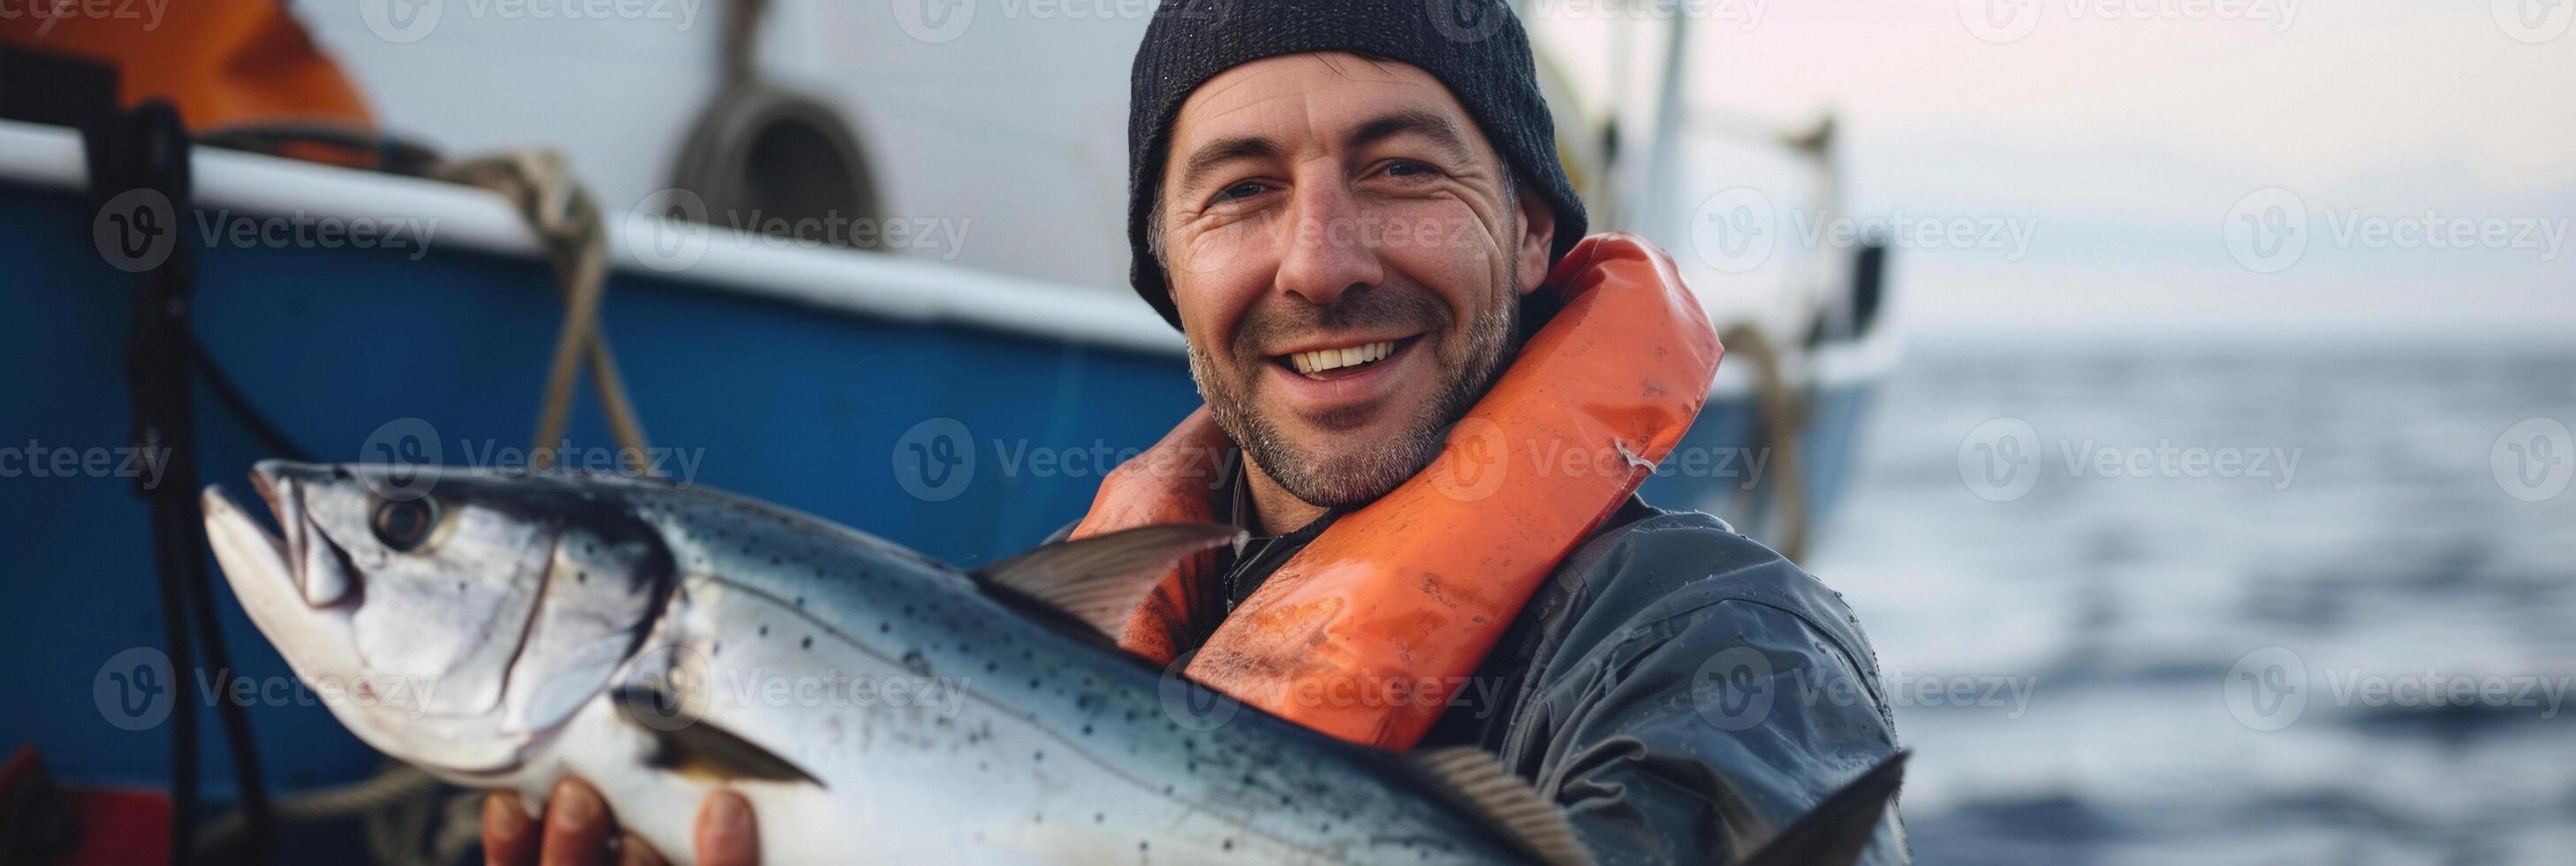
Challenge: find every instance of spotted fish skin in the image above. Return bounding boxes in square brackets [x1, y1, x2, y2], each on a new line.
[204, 462, 1542, 865]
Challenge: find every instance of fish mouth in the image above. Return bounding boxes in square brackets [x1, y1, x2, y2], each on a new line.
[202, 465, 361, 687]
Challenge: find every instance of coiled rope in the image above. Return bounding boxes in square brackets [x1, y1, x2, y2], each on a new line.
[432, 150, 656, 475]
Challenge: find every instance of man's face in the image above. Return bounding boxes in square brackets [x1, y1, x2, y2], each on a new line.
[1157, 53, 1556, 509]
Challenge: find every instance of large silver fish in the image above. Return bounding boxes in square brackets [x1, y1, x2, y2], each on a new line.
[202, 461, 1898, 865]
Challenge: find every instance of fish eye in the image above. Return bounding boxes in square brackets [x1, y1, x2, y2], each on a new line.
[369, 497, 442, 552]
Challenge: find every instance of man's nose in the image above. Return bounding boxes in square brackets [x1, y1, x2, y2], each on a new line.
[1273, 182, 1383, 308]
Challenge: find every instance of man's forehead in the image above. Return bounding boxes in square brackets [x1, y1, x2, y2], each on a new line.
[1171, 52, 1469, 143]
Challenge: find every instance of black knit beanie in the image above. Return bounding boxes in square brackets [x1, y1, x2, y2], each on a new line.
[1125, 0, 1588, 330]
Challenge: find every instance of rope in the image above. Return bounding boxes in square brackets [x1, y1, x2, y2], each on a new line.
[193, 763, 485, 866]
[1718, 323, 1812, 562]
[431, 150, 656, 475]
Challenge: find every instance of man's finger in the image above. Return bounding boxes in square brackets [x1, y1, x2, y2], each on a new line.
[483, 792, 540, 866]
[695, 790, 759, 866]
[539, 779, 613, 866]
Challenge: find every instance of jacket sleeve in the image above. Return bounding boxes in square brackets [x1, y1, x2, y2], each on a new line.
[1496, 519, 1909, 865]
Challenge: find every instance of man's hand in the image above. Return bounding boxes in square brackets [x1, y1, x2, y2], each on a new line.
[481, 779, 758, 866]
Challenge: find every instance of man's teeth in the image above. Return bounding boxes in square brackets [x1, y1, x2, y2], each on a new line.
[1289, 341, 1396, 376]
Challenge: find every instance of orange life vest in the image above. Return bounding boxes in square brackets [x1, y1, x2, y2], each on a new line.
[0, 1, 373, 133]
[1072, 232, 1724, 750]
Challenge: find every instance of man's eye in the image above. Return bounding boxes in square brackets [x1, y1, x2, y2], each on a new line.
[1213, 181, 1270, 203]
[1383, 160, 1441, 179]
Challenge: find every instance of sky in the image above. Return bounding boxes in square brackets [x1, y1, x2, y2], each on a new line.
[1538, 0, 2576, 344]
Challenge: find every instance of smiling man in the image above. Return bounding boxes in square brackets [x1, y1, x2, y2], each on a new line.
[488, 1, 1903, 863]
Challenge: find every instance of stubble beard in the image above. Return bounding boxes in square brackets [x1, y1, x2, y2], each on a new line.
[1187, 260, 1521, 511]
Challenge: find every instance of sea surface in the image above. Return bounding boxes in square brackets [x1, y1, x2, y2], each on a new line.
[1806, 342, 2576, 864]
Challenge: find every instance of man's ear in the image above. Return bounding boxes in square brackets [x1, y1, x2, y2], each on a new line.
[1512, 183, 1556, 297]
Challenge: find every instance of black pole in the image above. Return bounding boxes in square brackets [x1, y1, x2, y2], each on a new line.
[87, 100, 274, 865]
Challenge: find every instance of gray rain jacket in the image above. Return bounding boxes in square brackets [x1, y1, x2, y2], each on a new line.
[1194, 493, 1910, 865]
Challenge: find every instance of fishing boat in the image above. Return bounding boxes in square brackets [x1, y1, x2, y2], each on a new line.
[0, 2, 1894, 861]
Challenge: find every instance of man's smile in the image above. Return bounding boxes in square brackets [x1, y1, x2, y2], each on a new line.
[1261, 332, 1428, 422]
[1270, 333, 1424, 378]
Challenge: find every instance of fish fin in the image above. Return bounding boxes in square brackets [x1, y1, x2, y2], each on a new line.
[612, 686, 824, 788]
[1734, 751, 1907, 866]
[973, 523, 1241, 638]
[1405, 747, 1594, 866]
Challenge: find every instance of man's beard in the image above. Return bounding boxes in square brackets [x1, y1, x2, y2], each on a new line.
[1188, 262, 1521, 511]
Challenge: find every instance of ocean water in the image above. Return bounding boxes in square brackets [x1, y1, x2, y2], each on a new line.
[1806, 343, 2576, 864]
